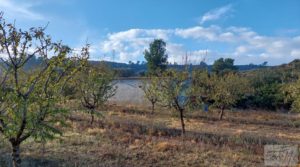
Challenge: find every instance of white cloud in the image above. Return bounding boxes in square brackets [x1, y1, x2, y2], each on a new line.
[175, 26, 221, 41]
[291, 50, 300, 58]
[0, 0, 44, 20]
[98, 29, 172, 63]
[174, 25, 300, 64]
[199, 4, 233, 24]
[174, 26, 255, 43]
[91, 25, 300, 65]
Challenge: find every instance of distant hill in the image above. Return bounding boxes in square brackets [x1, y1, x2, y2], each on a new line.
[90, 60, 268, 76]
[275, 59, 300, 71]
[247, 59, 300, 73]
[5, 57, 298, 77]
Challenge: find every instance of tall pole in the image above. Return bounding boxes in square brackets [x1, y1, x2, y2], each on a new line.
[112, 49, 115, 68]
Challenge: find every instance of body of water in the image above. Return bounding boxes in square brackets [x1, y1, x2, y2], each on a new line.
[109, 79, 149, 106]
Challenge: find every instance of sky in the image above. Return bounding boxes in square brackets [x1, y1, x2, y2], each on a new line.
[0, 0, 300, 65]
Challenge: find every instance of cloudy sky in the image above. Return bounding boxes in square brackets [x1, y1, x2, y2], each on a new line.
[1, 0, 300, 65]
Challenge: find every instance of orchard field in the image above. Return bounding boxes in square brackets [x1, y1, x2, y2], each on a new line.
[1, 3, 300, 166]
[1, 102, 300, 167]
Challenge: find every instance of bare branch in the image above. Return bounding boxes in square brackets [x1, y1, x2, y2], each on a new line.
[0, 119, 5, 133]
[25, 63, 50, 97]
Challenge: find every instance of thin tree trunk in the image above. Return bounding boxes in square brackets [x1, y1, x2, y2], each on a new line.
[90, 109, 94, 125]
[179, 109, 185, 135]
[219, 106, 225, 120]
[12, 143, 21, 167]
[151, 102, 155, 114]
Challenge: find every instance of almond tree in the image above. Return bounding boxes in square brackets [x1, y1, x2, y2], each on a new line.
[0, 13, 88, 167]
[158, 70, 190, 135]
[190, 69, 214, 109]
[141, 77, 161, 114]
[210, 73, 252, 120]
[77, 65, 116, 124]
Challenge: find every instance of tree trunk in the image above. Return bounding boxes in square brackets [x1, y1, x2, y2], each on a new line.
[12, 143, 21, 167]
[151, 102, 155, 114]
[219, 106, 225, 120]
[179, 109, 185, 135]
[90, 110, 94, 125]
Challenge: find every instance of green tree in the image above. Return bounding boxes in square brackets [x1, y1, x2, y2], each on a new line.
[158, 70, 189, 135]
[283, 78, 300, 112]
[144, 39, 168, 76]
[0, 13, 88, 167]
[212, 58, 237, 75]
[247, 69, 286, 110]
[77, 65, 116, 124]
[141, 77, 161, 114]
[210, 73, 252, 120]
[235, 59, 300, 110]
[190, 69, 214, 108]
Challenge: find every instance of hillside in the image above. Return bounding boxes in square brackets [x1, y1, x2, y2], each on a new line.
[90, 60, 268, 77]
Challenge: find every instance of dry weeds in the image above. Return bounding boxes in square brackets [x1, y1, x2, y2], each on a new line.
[0, 104, 298, 167]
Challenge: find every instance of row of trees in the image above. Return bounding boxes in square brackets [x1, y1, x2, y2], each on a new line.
[142, 69, 252, 134]
[142, 39, 300, 135]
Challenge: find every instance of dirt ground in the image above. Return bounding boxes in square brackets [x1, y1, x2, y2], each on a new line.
[0, 105, 299, 167]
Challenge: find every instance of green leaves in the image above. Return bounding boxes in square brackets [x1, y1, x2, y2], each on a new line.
[77, 64, 116, 120]
[158, 70, 189, 110]
[0, 14, 89, 147]
[190, 69, 213, 106]
[32, 122, 63, 142]
[144, 39, 168, 76]
[142, 76, 160, 105]
[210, 73, 252, 109]
[283, 79, 300, 112]
[212, 58, 237, 75]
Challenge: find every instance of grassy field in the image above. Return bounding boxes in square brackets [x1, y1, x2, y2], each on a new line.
[0, 103, 300, 167]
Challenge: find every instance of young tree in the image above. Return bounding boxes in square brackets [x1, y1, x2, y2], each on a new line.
[190, 69, 214, 108]
[0, 13, 88, 167]
[212, 58, 237, 75]
[144, 39, 168, 76]
[283, 78, 300, 112]
[77, 65, 116, 124]
[141, 77, 161, 114]
[210, 73, 252, 120]
[158, 70, 190, 135]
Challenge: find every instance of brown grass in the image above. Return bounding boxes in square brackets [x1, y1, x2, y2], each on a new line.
[0, 104, 299, 167]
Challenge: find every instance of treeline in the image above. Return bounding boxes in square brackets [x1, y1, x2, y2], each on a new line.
[20, 57, 267, 77]
[238, 60, 300, 110]
[92, 61, 267, 77]
[142, 39, 300, 134]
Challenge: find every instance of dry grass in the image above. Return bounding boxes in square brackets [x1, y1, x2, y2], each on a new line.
[0, 104, 299, 167]
[111, 106, 300, 143]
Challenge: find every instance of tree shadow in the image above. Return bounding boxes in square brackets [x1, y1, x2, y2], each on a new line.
[0, 155, 62, 167]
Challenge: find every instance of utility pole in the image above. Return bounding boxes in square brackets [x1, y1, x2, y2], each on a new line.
[185, 51, 189, 71]
[112, 49, 115, 68]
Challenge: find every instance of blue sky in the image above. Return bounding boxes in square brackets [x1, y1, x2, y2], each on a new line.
[0, 0, 300, 65]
